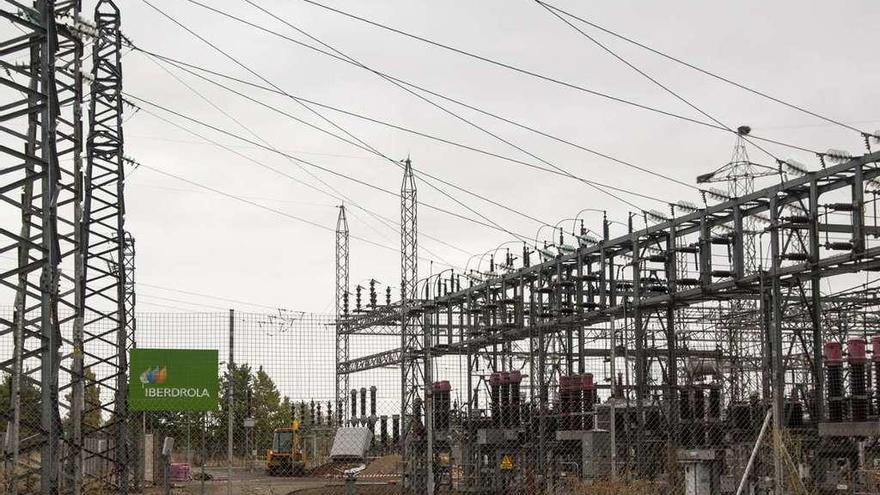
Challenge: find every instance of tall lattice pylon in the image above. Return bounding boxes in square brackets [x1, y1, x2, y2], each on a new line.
[55, 0, 88, 492]
[399, 158, 425, 493]
[0, 1, 68, 493]
[697, 127, 774, 267]
[697, 126, 775, 400]
[335, 205, 350, 424]
[725, 132, 759, 271]
[76, 0, 129, 490]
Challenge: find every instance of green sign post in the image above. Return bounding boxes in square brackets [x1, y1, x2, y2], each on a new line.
[129, 349, 219, 411]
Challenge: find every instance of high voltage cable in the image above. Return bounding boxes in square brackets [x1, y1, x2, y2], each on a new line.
[124, 94, 525, 239]
[138, 299, 206, 312]
[135, 183, 338, 207]
[143, 50, 461, 264]
[140, 48, 671, 208]
[127, 135, 381, 160]
[171, 0, 697, 193]
[534, 0, 782, 163]
[144, 47, 701, 198]
[136, 160, 466, 269]
[140, 0, 530, 244]
[171, 0, 826, 182]
[130, 91, 469, 262]
[537, 0, 880, 142]
[140, 292, 230, 311]
[140, 282, 300, 311]
[292, 0, 825, 157]
[292, 0, 720, 130]
[128, 63, 397, 240]
[240, 0, 646, 212]
[141, 160, 470, 257]
[127, 104, 500, 260]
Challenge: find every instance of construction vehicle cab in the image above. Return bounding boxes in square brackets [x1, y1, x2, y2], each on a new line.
[266, 419, 307, 476]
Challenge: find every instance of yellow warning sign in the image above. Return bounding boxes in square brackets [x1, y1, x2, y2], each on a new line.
[500, 454, 513, 470]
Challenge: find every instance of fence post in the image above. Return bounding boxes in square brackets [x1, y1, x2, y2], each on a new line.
[201, 412, 206, 495]
[227, 309, 234, 494]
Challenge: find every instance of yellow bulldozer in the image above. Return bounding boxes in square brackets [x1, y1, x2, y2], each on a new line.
[266, 419, 307, 476]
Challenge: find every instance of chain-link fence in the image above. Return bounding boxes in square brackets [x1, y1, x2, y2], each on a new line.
[130, 310, 407, 495]
[1, 309, 399, 495]
[5, 305, 880, 494]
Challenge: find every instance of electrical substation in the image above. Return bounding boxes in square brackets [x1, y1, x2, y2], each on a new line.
[2, 1, 880, 494]
[336, 144, 880, 494]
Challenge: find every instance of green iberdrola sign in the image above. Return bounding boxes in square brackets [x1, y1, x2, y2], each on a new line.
[129, 349, 219, 411]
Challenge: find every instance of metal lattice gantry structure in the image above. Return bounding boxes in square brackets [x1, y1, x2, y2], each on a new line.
[81, 0, 128, 490]
[338, 149, 880, 491]
[335, 204, 349, 425]
[697, 127, 778, 402]
[53, 0, 87, 487]
[0, 1, 66, 492]
[1, 0, 131, 493]
[121, 230, 138, 490]
[122, 231, 135, 355]
[398, 157, 429, 493]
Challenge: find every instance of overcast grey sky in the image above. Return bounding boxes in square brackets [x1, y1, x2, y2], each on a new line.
[115, 0, 880, 314]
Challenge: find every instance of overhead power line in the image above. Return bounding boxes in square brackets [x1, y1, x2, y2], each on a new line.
[138, 300, 205, 312]
[174, 0, 825, 184]
[127, 134, 382, 160]
[140, 0, 531, 244]
[294, 0, 721, 130]
[536, 0, 880, 142]
[140, 292, 230, 311]
[137, 96, 467, 259]
[136, 160, 465, 270]
[125, 93, 536, 246]
[241, 0, 649, 212]
[142, 50, 460, 265]
[534, 0, 782, 163]
[126, 94, 526, 236]
[140, 48, 672, 208]
[162, 0, 699, 193]
[292, 0, 824, 157]
[140, 282, 297, 311]
[173, 0, 702, 191]
[128, 97, 512, 252]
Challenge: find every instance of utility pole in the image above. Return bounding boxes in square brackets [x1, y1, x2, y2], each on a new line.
[228, 309, 234, 495]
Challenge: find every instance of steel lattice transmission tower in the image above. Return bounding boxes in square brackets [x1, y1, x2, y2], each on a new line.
[698, 126, 775, 267]
[0, 1, 77, 492]
[697, 126, 775, 400]
[399, 158, 426, 492]
[54, 0, 87, 490]
[54, 0, 89, 491]
[72, 1, 130, 490]
[335, 205, 350, 424]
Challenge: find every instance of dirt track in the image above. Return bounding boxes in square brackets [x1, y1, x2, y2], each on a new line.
[289, 483, 398, 495]
[142, 456, 401, 495]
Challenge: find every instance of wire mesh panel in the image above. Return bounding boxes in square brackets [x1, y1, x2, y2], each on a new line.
[119, 310, 400, 495]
